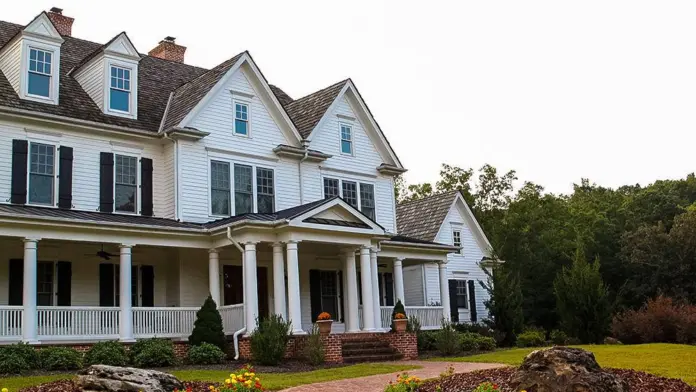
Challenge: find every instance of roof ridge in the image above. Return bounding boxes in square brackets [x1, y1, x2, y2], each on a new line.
[170, 50, 247, 97]
[287, 78, 349, 104]
[397, 190, 458, 206]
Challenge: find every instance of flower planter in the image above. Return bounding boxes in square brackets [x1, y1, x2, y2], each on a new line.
[393, 319, 408, 332]
[317, 320, 333, 334]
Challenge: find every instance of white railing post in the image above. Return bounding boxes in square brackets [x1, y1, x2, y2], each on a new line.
[22, 238, 39, 344]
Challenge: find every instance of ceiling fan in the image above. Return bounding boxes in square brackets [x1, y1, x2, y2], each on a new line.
[85, 244, 118, 261]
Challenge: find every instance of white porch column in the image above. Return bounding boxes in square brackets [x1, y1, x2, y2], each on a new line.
[272, 242, 287, 321]
[208, 249, 221, 306]
[286, 241, 304, 334]
[119, 244, 135, 342]
[359, 246, 376, 331]
[438, 261, 451, 322]
[244, 242, 259, 333]
[343, 248, 359, 333]
[370, 248, 382, 330]
[22, 238, 39, 343]
[393, 258, 405, 305]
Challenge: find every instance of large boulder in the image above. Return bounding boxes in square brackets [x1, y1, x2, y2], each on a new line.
[509, 346, 629, 392]
[77, 365, 184, 392]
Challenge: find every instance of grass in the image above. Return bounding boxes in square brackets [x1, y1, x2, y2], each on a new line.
[430, 343, 696, 385]
[0, 363, 420, 391]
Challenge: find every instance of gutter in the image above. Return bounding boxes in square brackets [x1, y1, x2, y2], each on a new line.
[227, 227, 247, 360]
[381, 240, 460, 252]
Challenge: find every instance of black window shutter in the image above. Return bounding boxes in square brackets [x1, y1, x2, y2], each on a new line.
[56, 261, 72, 306]
[309, 269, 322, 322]
[468, 280, 477, 322]
[11, 140, 28, 205]
[8, 259, 23, 306]
[58, 146, 73, 209]
[384, 273, 394, 307]
[141, 265, 154, 307]
[99, 152, 114, 213]
[338, 271, 345, 323]
[140, 158, 153, 216]
[448, 280, 459, 323]
[99, 263, 115, 307]
[378, 272, 384, 306]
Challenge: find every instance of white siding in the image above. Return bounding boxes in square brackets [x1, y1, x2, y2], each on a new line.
[74, 58, 104, 111]
[0, 38, 21, 94]
[157, 142, 175, 219]
[403, 265, 424, 306]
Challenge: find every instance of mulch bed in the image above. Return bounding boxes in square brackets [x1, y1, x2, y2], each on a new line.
[20, 380, 218, 392]
[416, 367, 696, 392]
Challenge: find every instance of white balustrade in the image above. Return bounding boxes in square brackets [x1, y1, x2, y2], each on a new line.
[0, 306, 23, 341]
[132, 307, 198, 338]
[359, 305, 444, 330]
[37, 306, 119, 340]
[219, 304, 245, 334]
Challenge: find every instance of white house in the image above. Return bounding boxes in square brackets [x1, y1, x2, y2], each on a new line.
[397, 191, 496, 324]
[0, 8, 459, 346]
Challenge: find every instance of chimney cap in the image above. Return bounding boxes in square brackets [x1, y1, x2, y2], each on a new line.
[163, 36, 176, 43]
[49, 7, 63, 14]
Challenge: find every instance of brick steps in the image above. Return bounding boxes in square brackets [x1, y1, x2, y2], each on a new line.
[341, 336, 403, 363]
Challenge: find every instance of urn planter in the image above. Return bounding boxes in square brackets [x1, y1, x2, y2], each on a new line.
[393, 319, 408, 332]
[317, 320, 333, 334]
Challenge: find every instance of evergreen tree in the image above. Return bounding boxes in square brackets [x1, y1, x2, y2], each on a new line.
[188, 295, 226, 351]
[480, 263, 524, 346]
[391, 299, 406, 330]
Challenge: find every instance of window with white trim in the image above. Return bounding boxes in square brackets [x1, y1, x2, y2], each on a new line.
[234, 102, 249, 136]
[360, 183, 375, 220]
[28, 48, 52, 98]
[109, 66, 131, 113]
[234, 164, 253, 214]
[323, 177, 376, 219]
[453, 229, 462, 248]
[28, 142, 56, 205]
[37, 261, 54, 306]
[342, 181, 358, 208]
[256, 167, 275, 214]
[455, 280, 468, 309]
[323, 178, 339, 199]
[340, 124, 353, 154]
[114, 154, 138, 213]
[210, 161, 275, 216]
[210, 161, 231, 216]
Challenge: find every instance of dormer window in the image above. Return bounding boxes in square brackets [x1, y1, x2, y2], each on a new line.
[109, 66, 131, 113]
[340, 124, 353, 155]
[28, 48, 53, 98]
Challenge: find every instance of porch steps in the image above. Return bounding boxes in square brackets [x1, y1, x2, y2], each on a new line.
[341, 337, 403, 363]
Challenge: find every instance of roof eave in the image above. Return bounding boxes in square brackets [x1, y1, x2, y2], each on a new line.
[272, 145, 332, 162]
[164, 126, 210, 141]
[380, 240, 459, 252]
[377, 164, 408, 176]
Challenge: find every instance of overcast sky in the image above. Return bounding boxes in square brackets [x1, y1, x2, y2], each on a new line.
[7, 1, 696, 194]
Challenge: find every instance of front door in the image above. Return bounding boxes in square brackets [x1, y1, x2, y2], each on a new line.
[223, 265, 269, 319]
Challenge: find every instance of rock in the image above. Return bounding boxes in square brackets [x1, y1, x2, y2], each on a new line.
[509, 346, 629, 392]
[77, 365, 184, 392]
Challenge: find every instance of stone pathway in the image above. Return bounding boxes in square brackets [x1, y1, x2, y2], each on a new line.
[280, 361, 506, 392]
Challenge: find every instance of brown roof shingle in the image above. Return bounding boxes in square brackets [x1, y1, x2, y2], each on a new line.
[396, 191, 458, 242]
[284, 79, 347, 138]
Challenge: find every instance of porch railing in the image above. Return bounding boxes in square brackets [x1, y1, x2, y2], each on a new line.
[358, 306, 444, 330]
[132, 307, 198, 339]
[0, 306, 23, 341]
[37, 306, 119, 340]
[219, 304, 245, 334]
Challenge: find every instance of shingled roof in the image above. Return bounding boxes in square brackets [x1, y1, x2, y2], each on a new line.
[283, 79, 348, 138]
[396, 191, 459, 242]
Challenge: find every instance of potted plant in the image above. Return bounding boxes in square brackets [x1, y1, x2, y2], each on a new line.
[316, 312, 333, 334]
[393, 312, 408, 332]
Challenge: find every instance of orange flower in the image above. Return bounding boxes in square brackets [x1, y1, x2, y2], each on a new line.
[317, 312, 332, 321]
[394, 313, 406, 320]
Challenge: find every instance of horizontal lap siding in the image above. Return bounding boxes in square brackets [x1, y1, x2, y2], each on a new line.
[0, 39, 21, 93]
[74, 58, 104, 111]
[403, 265, 424, 306]
[157, 143, 175, 219]
[0, 123, 22, 203]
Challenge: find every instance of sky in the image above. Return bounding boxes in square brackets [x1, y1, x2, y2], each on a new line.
[6, 1, 696, 194]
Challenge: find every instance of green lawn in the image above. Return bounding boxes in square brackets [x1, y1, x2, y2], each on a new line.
[431, 343, 696, 385]
[0, 363, 420, 391]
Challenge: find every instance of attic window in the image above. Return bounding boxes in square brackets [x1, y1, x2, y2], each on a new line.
[234, 102, 249, 136]
[340, 124, 353, 155]
[109, 66, 131, 113]
[28, 48, 53, 98]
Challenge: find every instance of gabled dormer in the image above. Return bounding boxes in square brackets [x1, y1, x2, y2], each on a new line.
[72, 32, 140, 119]
[0, 12, 64, 105]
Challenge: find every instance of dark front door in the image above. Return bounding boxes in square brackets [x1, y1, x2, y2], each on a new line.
[223, 265, 269, 319]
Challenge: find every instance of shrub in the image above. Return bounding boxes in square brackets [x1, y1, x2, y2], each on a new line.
[611, 296, 696, 344]
[480, 264, 524, 347]
[249, 314, 292, 365]
[417, 330, 437, 352]
[39, 347, 82, 371]
[476, 335, 496, 351]
[550, 329, 569, 346]
[84, 341, 128, 367]
[187, 342, 226, 365]
[188, 295, 226, 352]
[304, 324, 325, 366]
[0, 348, 29, 374]
[131, 338, 177, 368]
[516, 328, 546, 347]
[5, 343, 40, 370]
[454, 323, 495, 337]
[391, 300, 406, 331]
[460, 332, 496, 352]
[603, 337, 622, 345]
[435, 320, 460, 356]
[407, 314, 421, 334]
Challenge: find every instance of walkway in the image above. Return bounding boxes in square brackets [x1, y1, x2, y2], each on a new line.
[280, 361, 506, 392]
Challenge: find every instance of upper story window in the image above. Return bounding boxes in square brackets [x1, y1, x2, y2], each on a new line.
[234, 102, 249, 136]
[28, 48, 52, 98]
[210, 160, 275, 216]
[340, 124, 353, 155]
[453, 229, 462, 248]
[211, 161, 231, 216]
[115, 154, 137, 213]
[28, 142, 56, 205]
[109, 66, 131, 113]
[342, 181, 358, 208]
[234, 164, 253, 214]
[323, 177, 376, 219]
[360, 183, 375, 220]
[256, 168, 275, 214]
[324, 178, 340, 198]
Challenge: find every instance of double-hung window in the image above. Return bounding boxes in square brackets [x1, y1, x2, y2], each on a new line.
[28, 48, 52, 98]
[360, 183, 375, 220]
[256, 168, 275, 214]
[110, 66, 131, 112]
[455, 280, 468, 309]
[453, 229, 462, 248]
[234, 102, 249, 136]
[340, 124, 353, 155]
[323, 178, 340, 199]
[323, 177, 376, 218]
[28, 142, 56, 205]
[234, 164, 254, 214]
[114, 155, 137, 213]
[210, 161, 231, 216]
[342, 181, 358, 208]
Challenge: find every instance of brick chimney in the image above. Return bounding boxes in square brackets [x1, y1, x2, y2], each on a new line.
[47, 7, 74, 37]
[148, 36, 186, 63]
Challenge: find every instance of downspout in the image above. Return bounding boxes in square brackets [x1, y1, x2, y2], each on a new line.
[227, 227, 247, 360]
[298, 140, 310, 204]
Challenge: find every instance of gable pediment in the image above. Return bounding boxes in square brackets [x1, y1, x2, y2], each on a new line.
[23, 13, 63, 43]
[288, 198, 385, 234]
[104, 33, 140, 60]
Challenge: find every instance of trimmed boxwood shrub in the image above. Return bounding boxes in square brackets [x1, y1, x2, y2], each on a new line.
[516, 328, 546, 348]
[186, 342, 226, 365]
[39, 347, 82, 370]
[131, 338, 177, 368]
[460, 332, 497, 352]
[0, 349, 30, 374]
[476, 335, 497, 351]
[84, 341, 128, 366]
[6, 343, 40, 369]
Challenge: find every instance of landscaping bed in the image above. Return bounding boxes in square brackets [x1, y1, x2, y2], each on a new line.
[18, 380, 218, 392]
[417, 367, 696, 392]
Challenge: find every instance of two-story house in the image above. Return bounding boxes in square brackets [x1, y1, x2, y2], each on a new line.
[0, 8, 460, 350]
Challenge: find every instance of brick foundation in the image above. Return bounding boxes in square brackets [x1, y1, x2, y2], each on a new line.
[26, 340, 192, 360]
